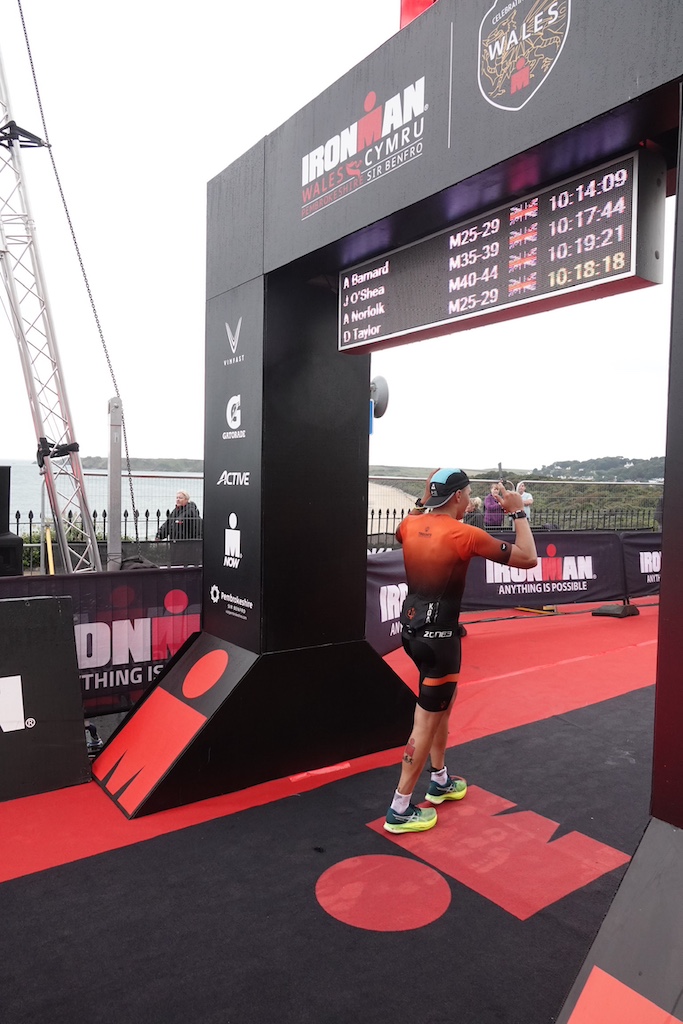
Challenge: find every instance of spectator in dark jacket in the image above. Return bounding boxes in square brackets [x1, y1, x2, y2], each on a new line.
[463, 496, 485, 528]
[156, 490, 202, 540]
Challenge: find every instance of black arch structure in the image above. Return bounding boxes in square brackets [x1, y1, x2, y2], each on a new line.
[202, 3, 683, 1016]
[97, 5, 683, 1011]
[204, 0, 683, 818]
[93, 2, 683, 1007]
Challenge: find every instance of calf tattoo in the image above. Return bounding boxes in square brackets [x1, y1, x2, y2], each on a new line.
[403, 738, 416, 764]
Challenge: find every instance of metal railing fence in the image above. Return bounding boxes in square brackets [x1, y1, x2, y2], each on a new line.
[9, 474, 664, 572]
[368, 476, 664, 547]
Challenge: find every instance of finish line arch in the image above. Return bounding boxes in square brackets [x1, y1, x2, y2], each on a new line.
[203, 0, 682, 808]
[96, 10, 683, 988]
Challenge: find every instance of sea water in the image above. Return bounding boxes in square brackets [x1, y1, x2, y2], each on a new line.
[3, 460, 204, 521]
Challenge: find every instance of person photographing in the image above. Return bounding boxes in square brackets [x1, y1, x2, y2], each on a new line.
[384, 468, 537, 834]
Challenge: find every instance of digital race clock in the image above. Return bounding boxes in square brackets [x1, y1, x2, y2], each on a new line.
[338, 149, 666, 351]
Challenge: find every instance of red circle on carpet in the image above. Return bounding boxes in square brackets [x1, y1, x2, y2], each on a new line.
[182, 650, 229, 699]
[316, 855, 450, 931]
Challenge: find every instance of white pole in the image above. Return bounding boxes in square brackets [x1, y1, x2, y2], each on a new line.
[107, 397, 122, 570]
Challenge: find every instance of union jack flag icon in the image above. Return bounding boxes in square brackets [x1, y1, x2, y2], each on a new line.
[508, 273, 537, 296]
[509, 198, 539, 224]
[509, 225, 538, 247]
[509, 249, 538, 271]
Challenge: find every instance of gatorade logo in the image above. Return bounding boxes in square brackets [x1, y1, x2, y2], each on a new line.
[0, 675, 33, 732]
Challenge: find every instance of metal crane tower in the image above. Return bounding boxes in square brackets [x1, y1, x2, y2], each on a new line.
[0, 58, 101, 572]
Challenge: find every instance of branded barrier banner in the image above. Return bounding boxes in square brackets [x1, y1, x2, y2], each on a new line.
[0, 530, 659, 712]
[0, 568, 202, 714]
[366, 532, 654, 656]
[622, 531, 662, 598]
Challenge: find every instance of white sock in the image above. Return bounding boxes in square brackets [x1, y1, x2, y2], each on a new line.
[431, 766, 448, 786]
[390, 789, 412, 814]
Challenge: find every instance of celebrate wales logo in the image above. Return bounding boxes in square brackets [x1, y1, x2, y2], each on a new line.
[478, 0, 570, 111]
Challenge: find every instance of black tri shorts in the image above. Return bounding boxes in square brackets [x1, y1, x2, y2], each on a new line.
[401, 626, 462, 712]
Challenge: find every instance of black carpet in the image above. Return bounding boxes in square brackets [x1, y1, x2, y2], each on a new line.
[0, 687, 654, 1024]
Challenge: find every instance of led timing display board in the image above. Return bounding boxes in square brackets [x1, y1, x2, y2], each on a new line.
[338, 150, 665, 351]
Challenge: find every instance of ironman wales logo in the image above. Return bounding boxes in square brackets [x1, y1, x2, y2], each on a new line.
[478, 0, 570, 111]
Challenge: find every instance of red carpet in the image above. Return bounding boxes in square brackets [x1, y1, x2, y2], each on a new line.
[0, 603, 657, 884]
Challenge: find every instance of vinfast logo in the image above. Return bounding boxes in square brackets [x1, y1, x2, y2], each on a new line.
[223, 318, 245, 367]
[300, 77, 426, 220]
[639, 550, 661, 584]
[224, 513, 243, 569]
[478, 0, 570, 111]
[485, 543, 595, 597]
[216, 470, 250, 486]
[223, 395, 246, 440]
[0, 674, 32, 732]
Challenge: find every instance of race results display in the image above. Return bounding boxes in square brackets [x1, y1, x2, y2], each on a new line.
[338, 151, 665, 351]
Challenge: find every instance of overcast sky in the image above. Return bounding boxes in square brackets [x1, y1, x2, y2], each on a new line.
[0, 0, 675, 472]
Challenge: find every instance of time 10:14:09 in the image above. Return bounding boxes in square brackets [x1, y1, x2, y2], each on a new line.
[549, 167, 629, 210]
[548, 251, 627, 288]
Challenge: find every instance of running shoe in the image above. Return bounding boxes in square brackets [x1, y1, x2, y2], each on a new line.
[425, 775, 467, 804]
[383, 804, 438, 834]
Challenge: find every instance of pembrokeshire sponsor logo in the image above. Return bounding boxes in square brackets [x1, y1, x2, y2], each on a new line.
[639, 550, 661, 584]
[223, 317, 245, 367]
[486, 543, 594, 596]
[208, 582, 254, 621]
[0, 675, 33, 732]
[478, 0, 570, 111]
[224, 512, 243, 569]
[223, 395, 246, 440]
[216, 470, 251, 486]
[300, 77, 426, 220]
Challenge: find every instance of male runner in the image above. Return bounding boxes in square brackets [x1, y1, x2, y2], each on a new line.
[384, 468, 538, 834]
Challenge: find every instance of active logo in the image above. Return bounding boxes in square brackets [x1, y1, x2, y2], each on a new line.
[223, 395, 246, 440]
[216, 470, 250, 486]
[300, 76, 426, 220]
[224, 318, 245, 367]
[0, 674, 33, 732]
[224, 513, 243, 569]
[478, 0, 570, 111]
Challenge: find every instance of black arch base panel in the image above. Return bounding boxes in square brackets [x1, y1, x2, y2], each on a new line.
[556, 816, 683, 1023]
[92, 629, 416, 818]
[0, 597, 90, 802]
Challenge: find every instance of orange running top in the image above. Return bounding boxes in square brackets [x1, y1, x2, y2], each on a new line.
[396, 512, 510, 610]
